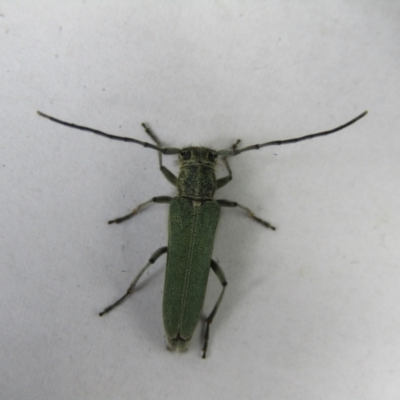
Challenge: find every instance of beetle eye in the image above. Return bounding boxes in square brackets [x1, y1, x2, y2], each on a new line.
[181, 150, 191, 160]
[208, 152, 217, 162]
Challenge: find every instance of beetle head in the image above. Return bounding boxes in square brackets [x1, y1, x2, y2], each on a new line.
[178, 147, 218, 167]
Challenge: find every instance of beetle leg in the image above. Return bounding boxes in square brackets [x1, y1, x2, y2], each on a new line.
[216, 157, 232, 189]
[108, 196, 172, 224]
[99, 246, 168, 316]
[141, 123, 178, 186]
[217, 199, 276, 230]
[159, 163, 178, 186]
[216, 140, 240, 189]
[202, 259, 228, 359]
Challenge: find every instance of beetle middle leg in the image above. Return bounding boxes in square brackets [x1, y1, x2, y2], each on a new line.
[202, 259, 228, 359]
[108, 196, 172, 224]
[217, 151, 276, 229]
[217, 199, 276, 230]
[99, 246, 168, 316]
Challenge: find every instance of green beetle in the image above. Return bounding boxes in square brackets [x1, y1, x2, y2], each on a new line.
[37, 110, 367, 358]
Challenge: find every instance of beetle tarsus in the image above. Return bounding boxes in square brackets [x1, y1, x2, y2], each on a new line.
[202, 322, 210, 359]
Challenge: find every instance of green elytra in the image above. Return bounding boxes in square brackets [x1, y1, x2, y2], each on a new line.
[37, 110, 367, 358]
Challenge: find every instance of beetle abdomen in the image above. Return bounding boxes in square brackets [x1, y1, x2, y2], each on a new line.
[163, 197, 220, 351]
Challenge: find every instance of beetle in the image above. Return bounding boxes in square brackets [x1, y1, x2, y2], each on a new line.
[37, 109, 367, 358]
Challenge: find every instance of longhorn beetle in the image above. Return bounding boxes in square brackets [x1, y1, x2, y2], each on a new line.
[37, 109, 367, 358]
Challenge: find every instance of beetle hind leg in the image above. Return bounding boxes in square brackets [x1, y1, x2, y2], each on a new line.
[99, 246, 167, 316]
[202, 259, 228, 359]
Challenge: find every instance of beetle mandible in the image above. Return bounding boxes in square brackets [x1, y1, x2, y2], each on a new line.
[37, 109, 367, 358]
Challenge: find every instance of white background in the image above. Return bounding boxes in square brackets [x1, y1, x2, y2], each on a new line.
[1, 1, 399, 399]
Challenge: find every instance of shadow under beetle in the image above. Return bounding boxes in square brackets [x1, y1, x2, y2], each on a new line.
[37, 109, 367, 358]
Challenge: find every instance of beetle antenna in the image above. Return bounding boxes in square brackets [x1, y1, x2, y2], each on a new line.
[218, 110, 368, 156]
[37, 111, 181, 155]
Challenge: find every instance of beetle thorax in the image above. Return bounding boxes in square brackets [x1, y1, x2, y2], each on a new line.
[177, 147, 218, 200]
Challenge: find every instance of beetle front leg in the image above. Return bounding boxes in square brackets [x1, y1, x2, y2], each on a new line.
[216, 141, 240, 189]
[202, 259, 228, 359]
[99, 246, 168, 316]
[217, 199, 276, 230]
[108, 196, 172, 224]
[141, 123, 178, 186]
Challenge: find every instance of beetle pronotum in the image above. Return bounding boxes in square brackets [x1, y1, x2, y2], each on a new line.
[38, 109, 367, 358]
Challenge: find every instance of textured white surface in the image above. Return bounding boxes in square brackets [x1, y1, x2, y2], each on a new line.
[1, 1, 399, 399]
